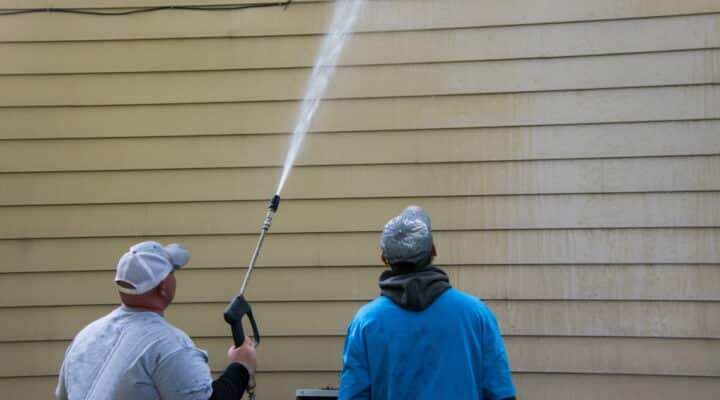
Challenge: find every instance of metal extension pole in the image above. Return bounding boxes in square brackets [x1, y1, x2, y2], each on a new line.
[224, 194, 280, 400]
[239, 205, 276, 296]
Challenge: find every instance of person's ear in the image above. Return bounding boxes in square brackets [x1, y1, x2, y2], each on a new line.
[381, 254, 387, 265]
[156, 280, 168, 298]
[431, 244, 437, 257]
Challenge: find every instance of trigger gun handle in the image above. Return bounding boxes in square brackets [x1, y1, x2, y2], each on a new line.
[223, 295, 261, 347]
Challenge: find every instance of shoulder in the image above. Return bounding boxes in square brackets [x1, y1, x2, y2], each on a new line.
[439, 288, 485, 307]
[145, 319, 210, 375]
[147, 317, 197, 352]
[70, 307, 125, 343]
[439, 289, 498, 319]
[350, 296, 397, 324]
[106, 309, 199, 356]
[345, 296, 393, 334]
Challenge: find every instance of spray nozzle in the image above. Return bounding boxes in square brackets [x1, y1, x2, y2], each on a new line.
[268, 195, 281, 212]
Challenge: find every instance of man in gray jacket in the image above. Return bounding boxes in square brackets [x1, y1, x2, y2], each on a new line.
[56, 241, 256, 400]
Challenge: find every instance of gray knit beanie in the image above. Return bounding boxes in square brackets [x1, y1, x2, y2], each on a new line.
[380, 206, 433, 268]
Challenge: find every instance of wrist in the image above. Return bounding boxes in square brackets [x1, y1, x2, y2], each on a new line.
[230, 361, 255, 376]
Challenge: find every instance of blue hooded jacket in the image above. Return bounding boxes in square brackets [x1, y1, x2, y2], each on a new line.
[339, 287, 515, 400]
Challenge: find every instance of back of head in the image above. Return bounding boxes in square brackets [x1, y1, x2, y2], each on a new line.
[380, 206, 434, 272]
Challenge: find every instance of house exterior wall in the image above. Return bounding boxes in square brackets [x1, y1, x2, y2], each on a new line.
[0, 0, 718, 398]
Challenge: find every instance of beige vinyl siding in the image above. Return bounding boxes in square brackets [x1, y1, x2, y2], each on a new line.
[3, 265, 720, 306]
[1, 0, 719, 398]
[2, 229, 719, 273]
[2, 300, 719, 342]
[2, 14, 719, 74]
[4, 193, 720, 237]
[4, 86, 720, 139]
[1, 121, 720, 172]
[2, 156, 719, 205]
[3, 49, 720, 106]
[2, 0, 720, 41]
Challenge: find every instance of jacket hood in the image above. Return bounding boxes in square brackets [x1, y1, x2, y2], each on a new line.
[378, 266, 451, 311]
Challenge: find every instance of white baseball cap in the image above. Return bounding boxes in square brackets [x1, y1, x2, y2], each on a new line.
[115, 241, 190, 295]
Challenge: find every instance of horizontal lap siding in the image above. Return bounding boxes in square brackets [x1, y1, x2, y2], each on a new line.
[2, 156, 719, 205]
[2, 0, 720, 41]
[0, 229, 719, 273]
[3, 265, 720, 304]
[1, 0, 719, 399]
[1, 14, 719, 74]
[2, 301, 719, 342]
[3, 86, 720, 139]
[3, 49, 720, 106]
[0, 226, 718, 273]
[3, 193, 720, 238]
[1, 121, 720, 172]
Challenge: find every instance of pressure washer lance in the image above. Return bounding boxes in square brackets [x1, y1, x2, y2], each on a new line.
[224, 194, 281, 400]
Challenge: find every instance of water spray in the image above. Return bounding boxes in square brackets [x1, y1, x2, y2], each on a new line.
[222, 0, 366, 398]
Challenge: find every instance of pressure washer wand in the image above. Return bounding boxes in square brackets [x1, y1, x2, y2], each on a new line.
[239, 194, 281, 297]
[223, 194, 281, 400]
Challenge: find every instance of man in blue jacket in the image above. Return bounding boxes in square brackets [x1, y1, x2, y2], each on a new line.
[339, 206, 516, 400]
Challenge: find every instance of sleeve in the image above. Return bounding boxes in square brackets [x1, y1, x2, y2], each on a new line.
[481, 309, 517, 400]
[55, 362, 68, 400]
[338, 319, 371, 400]
[55, 342, 73, 400]
[209, 363, 250, 400]
[152, 347, 215, 400]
